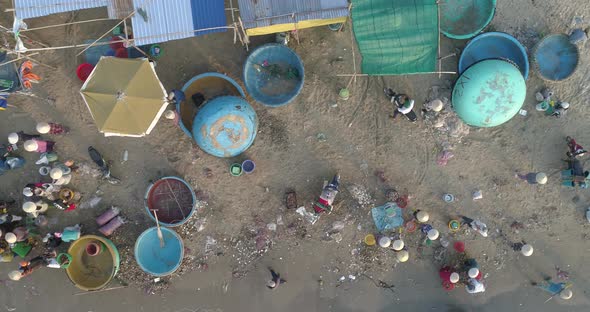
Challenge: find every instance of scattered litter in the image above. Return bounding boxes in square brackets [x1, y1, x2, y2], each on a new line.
[330, 232, 343, 243]
[331, 221, 345, 232]
[316, 133, 327, 142]
[205, 236, 217, 253]
[569, 28, 588, 44]
[121, 150, 128, 164]
[285, 191, 297, 209]
[347, 184, 374, 209]
[339, 276, 346, 282]
[348, 275, 356, 281]
[154, 277, 161, 283]
[472, 190, 483, 200]
[586, 208, 590, 223]
[296, 206, 319, 224]
[78, 194, 102, 209]
[276, 215, 284, 225]
[267, 223, 277, 231]
[518, 109, 527, 116]
[436, 150, 454, 166]
[371, 202, 403, 232]
[195, 218, 207, 232]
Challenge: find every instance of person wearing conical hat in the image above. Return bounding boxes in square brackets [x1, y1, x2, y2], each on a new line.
[7, 131, 40, 146]
[36, 122, 69, 135]
[23, 139, 55, 153]
[439, 266, 459, 291]
[465, 278, 485, 294]
[266, 267, 286, 290]
[532, 278, 572, 301]
[515, 171, 548, 185]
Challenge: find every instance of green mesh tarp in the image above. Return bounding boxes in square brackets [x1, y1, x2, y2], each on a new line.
[352, 0, 439, 75]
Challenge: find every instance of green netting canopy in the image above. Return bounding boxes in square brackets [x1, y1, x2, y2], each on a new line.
[352, 0, 439, 75]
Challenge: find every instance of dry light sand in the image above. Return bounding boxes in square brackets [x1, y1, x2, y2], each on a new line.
[1, 0, 590, 311]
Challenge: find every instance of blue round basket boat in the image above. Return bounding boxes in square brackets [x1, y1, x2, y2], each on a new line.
[532, 34, 579, 82]
[192, 95, 258, 157]
[459, 32, 529, 79]
[134, 227, 184, 277]
[177, 72, 246, 138]
[243, 44, 304, 107]
[440, 0, 496, 40]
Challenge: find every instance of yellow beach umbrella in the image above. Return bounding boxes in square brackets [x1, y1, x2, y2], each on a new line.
[80, 57, 168, 137]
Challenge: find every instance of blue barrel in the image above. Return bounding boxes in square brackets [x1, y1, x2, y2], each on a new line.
[243, 44, 305, 107]
[533, 34, 579, 82]
[459, 32, 529, 79]
[134, 227, 184, 276]
[192, 96, 258, 157]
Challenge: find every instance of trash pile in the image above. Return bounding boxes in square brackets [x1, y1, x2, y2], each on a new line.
[421, 86, 470, 166]
[0, 121, 126, 287]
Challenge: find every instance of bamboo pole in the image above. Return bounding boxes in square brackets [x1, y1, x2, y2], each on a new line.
[229, 0, 236, 23]
[76, 10, 136, 56]
[19, 26, 235, 53]
[348, 5, 357, 85]
[20, 18, 112, 32]
[437, 1, 442, 79]
[0, 52, 39, 67]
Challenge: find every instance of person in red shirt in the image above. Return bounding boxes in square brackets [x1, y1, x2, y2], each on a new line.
[439, 266, 460, 291]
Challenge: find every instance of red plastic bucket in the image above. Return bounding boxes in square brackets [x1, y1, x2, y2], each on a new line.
[76, 63, 94, 81]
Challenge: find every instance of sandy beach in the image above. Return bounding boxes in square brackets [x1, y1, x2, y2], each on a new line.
[1, 0, 590, 311]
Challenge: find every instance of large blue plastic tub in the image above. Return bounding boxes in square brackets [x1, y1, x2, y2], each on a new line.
[459, 32, 529, 79]
[440, 0, 496, 40]
[243, 44, 304, 107]
[533, 34, 579, 82]
[134, 227, 184, 276]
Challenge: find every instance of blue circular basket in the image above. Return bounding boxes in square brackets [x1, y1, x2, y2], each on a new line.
[177, 72, 246, 138]
[532, 34, 580, 82]
[459, 32, 529, 79]
[134, 227, 184, 276]
[243, 44, 304, 107]
[144, 176, 197, 227]
[440, 0, 496, 40]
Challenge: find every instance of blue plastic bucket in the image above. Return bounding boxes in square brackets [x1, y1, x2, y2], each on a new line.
[241, 160, 255, 174]
[134, 227, 184, 276]
[459, 32, 529, 79]
[144, 176, 197, 227]
[243, 43, 305, 107]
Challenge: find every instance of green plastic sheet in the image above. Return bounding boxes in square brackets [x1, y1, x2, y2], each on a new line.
[352, 0, 439, 75]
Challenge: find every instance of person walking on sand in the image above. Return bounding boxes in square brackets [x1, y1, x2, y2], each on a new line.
[266, 267, 286, 289]
[465, 278, 485, 294]
[439, 266, 460, 291]
[531, 278, 573, 301]
[36, 122, 69, 135]
[515, 172, 547, 185]
[460, 215, 488, 237]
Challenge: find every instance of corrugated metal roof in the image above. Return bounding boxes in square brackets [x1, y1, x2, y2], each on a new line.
[14, 0, 108, 20]
[237, 0, 349, 30]
[131, 0, 227, 46]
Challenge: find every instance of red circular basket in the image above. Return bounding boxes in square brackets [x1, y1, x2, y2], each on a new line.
[76, 63, 94, 81]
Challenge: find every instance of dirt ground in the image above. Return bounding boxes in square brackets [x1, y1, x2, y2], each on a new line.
[1, 0, 590, 311]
